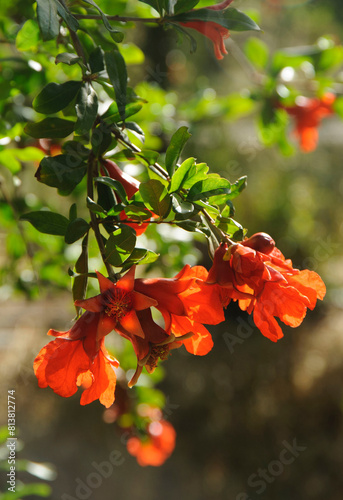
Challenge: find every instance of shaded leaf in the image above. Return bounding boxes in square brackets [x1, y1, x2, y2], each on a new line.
[94, 176, 129, 204]
[139, 179, 171, 217]
[36, 0, 60, 41]
[65, 218, 90, 244]
[105, 225, 136, 266]
[82, 0, 124, 41]
[75, 83, 98, 134]
[25, 118, 75, 139]
[104, 51, 128, 122]
[35, 155, 87, 195]
[20, 210, 69, 236]
[33, 81, 82, 114]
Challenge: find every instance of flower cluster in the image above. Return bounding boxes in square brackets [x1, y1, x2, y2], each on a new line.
[206, 233, 326, 341]
[34, 264, 223, 408]
[34, 232, 325, 409]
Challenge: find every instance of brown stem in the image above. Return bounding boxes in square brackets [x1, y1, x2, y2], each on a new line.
[73, 14, 161, 24]
[87, 153, 116, 280]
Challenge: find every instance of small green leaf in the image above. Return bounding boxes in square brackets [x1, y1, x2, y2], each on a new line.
[67, 205, 76, 223]
[187, 176, 231, 201]
[25, 118, 75, 139]
[102, 101, 143, 123]
[36, 0, 60, 41]
[169, 157, 196, 192]
[105, 225, 136, 267]
[165, 126, 191, 177]
[227, 176, 247, 200]
[174, 0, 200, 15]
[65, 218, 90, 244]
[104, 51, 128, 122]
[55, 52, 82, 66]
[35, 155, 87, 195]
[172, 193, 194, 214]
[139, 179, 172, 217]
[124, 205, 151, 221]
[94, 176, 129, 204]
[33, 81, 82, 114]
[87, 196, 107, 216]
[20, 210, 69, 236]
[75, 83, 98, 135]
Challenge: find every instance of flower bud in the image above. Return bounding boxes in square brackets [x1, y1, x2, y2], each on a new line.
[241, 232, 275, 254]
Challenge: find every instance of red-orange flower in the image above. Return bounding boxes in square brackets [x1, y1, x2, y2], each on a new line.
[34, 267, 159, 406]
[178, 0, 234, 60]
[34, 311, 119, 407]
[180, 21, 230, 60]
[127, 420, 176, 466]
[135, 264, 225, 356]
[281, 93, 335, 152]
[101, 159, 151, 235]
[207, 233, 326, 341]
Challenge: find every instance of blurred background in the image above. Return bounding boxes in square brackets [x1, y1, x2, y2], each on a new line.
[1, 0, 343, 499]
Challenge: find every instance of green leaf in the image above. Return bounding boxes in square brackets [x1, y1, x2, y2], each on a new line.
[69, 203, 77, 221]
[227, 176, 247, 200]
[89, 46, 105, 73]
[244, 37, 269, 69]
[187, 176, 231, 201]
[36, 0, 60, 41]
[33, 81, 82, 114]
[171, 7, 261, 32]
[56, 0, 79, 31]
[104, 51, 128, 122]
[216, 217, 244, 240]
[172, 193, 194, 214]
[55, 52, 82, 66]
[94, 176, 129, 204]
[105, 225, 136, 267]
[169, 157, 196, 192]
[124, 205, 151, 221]
[20, 210, 69, 236]
[87, 196, 107, 216]
[139, 0, 169, 15]
[65, 218, 90, 244]
[75, 83, 98, 135]
[174, 0, 200, 15]
[73, 234, 89, 313]
[165, 126, 191, 176]
[122, 247, 159, 268]
[82, 0, 124, 42]
[138, 150, 159, 165]
[102, 102, 143, 124]
[16, 20, 40, 52]
[24, 118, 75, 139]
[139, 179, 172, 217]
[35, 155, 87, 195]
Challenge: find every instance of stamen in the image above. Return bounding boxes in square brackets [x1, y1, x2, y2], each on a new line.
[104, 288, 132, 321]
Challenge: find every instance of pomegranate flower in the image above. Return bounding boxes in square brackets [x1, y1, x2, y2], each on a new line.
[135, 265, 225, 356]
[127, 420, 176, 467]
[34, 267, 159, 406]
[281, 93, 335, 152]
[34, 311, 119, 407]
[179, 0, 234, 60]
[207, 233, 326, 341]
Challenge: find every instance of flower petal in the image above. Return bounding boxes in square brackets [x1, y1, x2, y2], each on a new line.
[120, 309, 145, 338]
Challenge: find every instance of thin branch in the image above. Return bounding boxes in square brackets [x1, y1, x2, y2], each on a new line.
[87, 153, 116, 280]
[73, 14, 161, 24]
